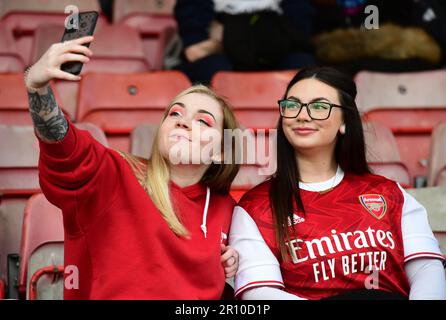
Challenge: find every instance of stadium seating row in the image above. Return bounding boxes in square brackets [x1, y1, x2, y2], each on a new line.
[1, 69, 446, 180]
[0, 0, 177, 72]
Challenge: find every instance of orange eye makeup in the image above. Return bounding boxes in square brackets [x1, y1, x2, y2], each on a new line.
[168, 105, 184, 117]
[196, 114, 215, 127]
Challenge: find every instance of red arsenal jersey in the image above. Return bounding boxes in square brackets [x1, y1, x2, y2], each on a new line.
[230, 167, 445, 299]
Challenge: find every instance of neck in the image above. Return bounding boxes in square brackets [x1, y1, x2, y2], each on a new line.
[296, 147, 338, 183]
[169, 164, 208, 188]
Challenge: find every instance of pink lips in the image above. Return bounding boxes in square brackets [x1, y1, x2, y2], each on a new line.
[293, 127, 318, 136]
[170, 134, 191, 142]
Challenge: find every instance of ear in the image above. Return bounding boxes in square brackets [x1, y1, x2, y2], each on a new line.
[339, 124, 346, 135]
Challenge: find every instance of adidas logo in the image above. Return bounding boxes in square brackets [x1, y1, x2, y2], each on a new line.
[288, 214, 305, 226]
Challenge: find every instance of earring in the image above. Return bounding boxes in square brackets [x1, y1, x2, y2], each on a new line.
[340, 124, 346, 135]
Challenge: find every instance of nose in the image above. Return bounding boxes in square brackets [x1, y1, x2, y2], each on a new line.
[296, 105, 312, 122]
[176, 117, 191, 129]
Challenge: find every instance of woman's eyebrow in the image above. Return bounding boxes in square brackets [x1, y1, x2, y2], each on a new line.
[171, 103, 216, 121]
[309, 97, 331, 103]
[170, 102, 185, 109]
[197, 109, 216, 121]
[287, 96, 332, 103]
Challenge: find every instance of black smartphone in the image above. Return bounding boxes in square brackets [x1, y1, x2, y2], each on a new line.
[60, 11, 99, 75]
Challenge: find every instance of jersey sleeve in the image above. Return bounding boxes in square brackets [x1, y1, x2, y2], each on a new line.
[38, 117, 119, 234]
[229, 205, 284, 298]
[398, 184, 445, 264]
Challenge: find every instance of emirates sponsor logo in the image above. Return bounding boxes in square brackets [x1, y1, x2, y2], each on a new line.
[285, 227, 395, 264]
[359, 194, 387, 219]
[285, 227, 394, 283]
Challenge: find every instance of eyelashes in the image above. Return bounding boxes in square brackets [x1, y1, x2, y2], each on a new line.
[196, 115, 214, 127]
[168, 106, 183, 117]
[168, 108, 214, 127]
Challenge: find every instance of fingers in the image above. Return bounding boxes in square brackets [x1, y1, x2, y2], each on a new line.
[220, 247, 234, 263]
[65, 44, 93, 57]
[59, 43, 93, 57]
[224, 264, 237, 278]
[221, 245, 239, 278]
[50, 69, 82, 81]
[64, 36, 94, 46]
[58, 53, 90, 65]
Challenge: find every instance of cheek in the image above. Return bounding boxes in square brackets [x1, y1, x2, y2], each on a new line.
[281, 118, 295, 140]
[316, 115, 343, 142]
[157, 121, 172, 155]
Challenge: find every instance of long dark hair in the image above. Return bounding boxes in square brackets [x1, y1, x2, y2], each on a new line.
[270, 66, 370, 261]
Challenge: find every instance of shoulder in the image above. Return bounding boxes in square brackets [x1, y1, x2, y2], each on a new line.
[237, 179, 272, 218]
[113, 150, 149, 189]
[346, 172, 402, 193]
[212, 191, 237, 210]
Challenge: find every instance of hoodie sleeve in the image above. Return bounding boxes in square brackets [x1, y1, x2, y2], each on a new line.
[37, 117, 119, 234]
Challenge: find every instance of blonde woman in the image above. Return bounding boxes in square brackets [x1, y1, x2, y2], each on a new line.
[24, 36, 240, 300]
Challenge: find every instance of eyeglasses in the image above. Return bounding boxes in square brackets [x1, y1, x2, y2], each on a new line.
[278, 99, 351, 120]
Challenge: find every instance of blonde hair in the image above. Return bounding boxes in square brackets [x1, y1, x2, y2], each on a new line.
[146, 85, 240, 237]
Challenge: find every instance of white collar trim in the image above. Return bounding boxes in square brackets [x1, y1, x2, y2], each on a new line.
[299, 166, 344, 192]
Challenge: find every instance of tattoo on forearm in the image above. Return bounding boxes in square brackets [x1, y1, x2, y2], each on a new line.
[28, 86, 68, 142]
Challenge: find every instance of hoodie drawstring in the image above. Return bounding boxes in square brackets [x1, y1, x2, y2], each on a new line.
[200, 187, 210, 238]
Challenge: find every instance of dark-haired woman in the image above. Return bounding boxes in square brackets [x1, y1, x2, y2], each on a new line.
[229, 67, 446, 300]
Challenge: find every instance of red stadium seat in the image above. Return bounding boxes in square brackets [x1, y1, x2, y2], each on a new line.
[117, 15, 177, 70]
[76, 71, 191, 151]
[1, 0, 103, 65]
[113, 0, 176, 22]
[427, 123, 446, 186]
[19, 193, 64, 300]
[363, 122, 411, 187]
[356, 70, 446, 181]
[0, 122, 107, 195]
[363, 108, 446, 181]
[130, 124, 158, 158]
[211, 71, 296, 130]
[0, 73, 70, 124]
[0, 24, 25, 72]
[355, 70, 446, 113]
[0, 125, 40, 194]
[113, 0, 177, 70]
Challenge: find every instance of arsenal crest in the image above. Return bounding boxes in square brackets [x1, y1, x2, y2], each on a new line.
[359, 194, 387, 219]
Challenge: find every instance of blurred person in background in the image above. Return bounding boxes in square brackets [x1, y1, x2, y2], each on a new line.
[174, 0, 316, 84]
[312, 0, 446, 74]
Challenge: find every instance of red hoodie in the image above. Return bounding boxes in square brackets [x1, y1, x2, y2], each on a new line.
[37, 119, 235, 300]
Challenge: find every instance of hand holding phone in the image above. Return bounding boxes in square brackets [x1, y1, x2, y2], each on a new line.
[60, 11, 99, 75]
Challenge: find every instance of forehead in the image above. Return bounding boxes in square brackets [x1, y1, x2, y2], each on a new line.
[287, 78, 340, 104]
[173, 92, 223, 116]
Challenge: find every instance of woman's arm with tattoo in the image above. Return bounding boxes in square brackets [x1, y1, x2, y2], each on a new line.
[24, 36, 94, 142]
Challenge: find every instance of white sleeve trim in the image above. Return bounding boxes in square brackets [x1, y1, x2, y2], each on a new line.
[241, 286, 305, 300]
[398, 184, 445, 264]
[229, 206, 284, 297]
